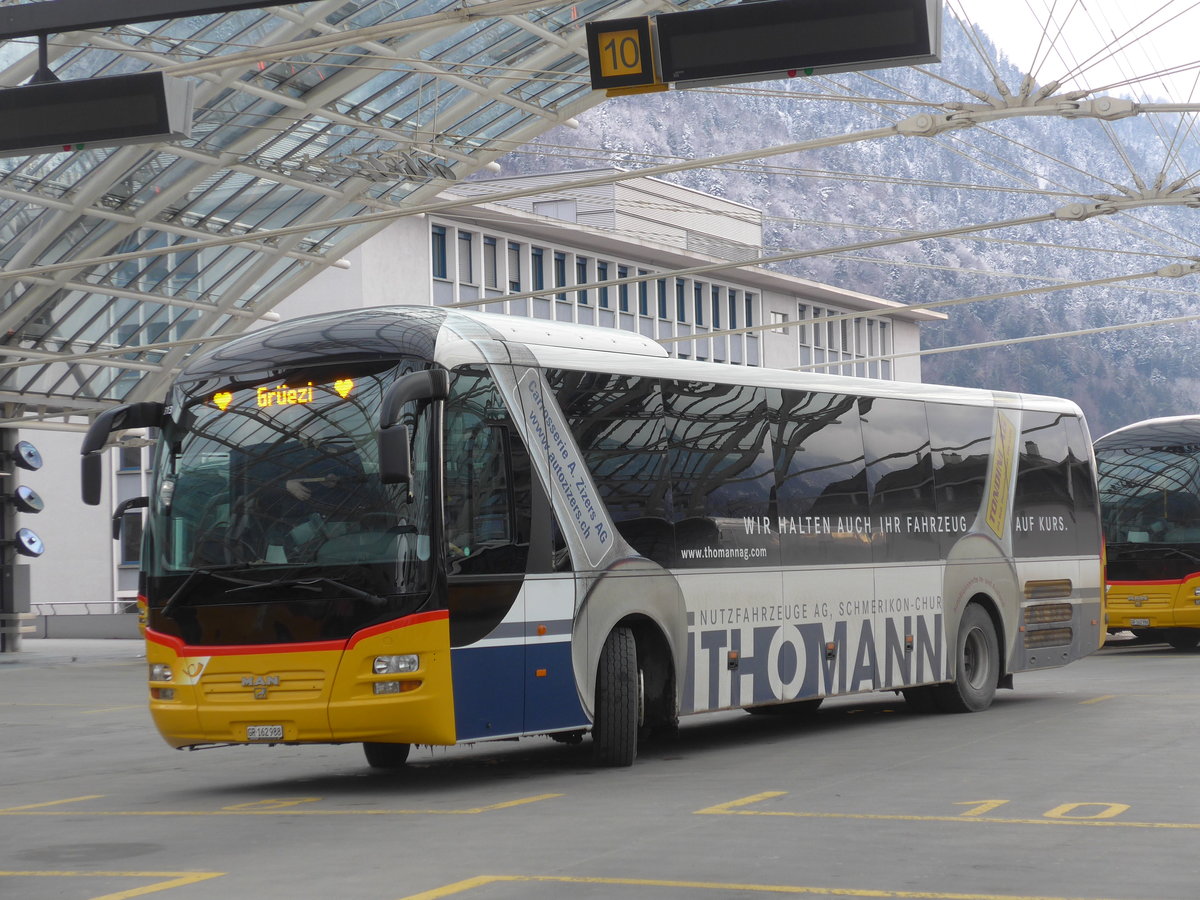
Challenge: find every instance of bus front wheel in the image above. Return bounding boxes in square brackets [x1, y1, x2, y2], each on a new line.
[592, 626, 638, 767]
[1167, 629, 1200, 651]
[934, 603, 999, 713]
[363, 741, 411, 769]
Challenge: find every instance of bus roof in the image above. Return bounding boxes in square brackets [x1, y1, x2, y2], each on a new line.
[1094, 415, 1200, 450]
[182, 306, 1082, 416]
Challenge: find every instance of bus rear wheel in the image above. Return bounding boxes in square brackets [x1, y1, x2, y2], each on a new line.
[592, 626, 638, 767]
[934, 603, 999, 713]
[363, 741, 411, 769]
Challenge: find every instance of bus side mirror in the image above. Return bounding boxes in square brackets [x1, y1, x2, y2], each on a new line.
[377, 370, 448, 485]
[378, 424, 413, 485]
[81, 402, 164, 505]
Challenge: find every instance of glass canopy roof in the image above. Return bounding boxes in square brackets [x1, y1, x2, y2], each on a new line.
[0, 0, 716, 428]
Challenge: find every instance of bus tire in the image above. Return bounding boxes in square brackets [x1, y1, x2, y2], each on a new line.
[640, 658, 679, 743]
[935, 603, 999, 713]
[592, 626, 638, 767]
[362, 741, 411, 769]
[1167, 629, 1200, 651]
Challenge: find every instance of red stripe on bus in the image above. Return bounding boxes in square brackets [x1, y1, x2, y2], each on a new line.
[1109, 573, 1200, 586]
[146, 610, 447, 657]
[346, 610, 448, 649]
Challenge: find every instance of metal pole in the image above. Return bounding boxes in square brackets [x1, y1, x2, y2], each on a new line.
[0, 429, 14, 652]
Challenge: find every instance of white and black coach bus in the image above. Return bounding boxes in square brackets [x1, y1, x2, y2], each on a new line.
[82, 306, 1104, 768]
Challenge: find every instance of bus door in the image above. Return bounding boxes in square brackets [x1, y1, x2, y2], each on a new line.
[506, 365, 595, 734]
[443, 365, 532, 740]
[444, 363, 588, 740]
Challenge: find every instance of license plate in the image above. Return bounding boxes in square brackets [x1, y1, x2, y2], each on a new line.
[1130, 618, 1150, 627]
[246, 725, 283, 741]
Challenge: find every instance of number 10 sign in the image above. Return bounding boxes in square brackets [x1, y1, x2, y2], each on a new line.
[585, 17, 660, 92]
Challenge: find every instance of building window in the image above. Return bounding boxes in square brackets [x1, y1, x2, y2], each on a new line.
[728, 290, 739, 329]
[657, 279, 668, 319]
[118, 446, 142, 471]
[457, 230, 474, 284]
[694, 282, 705, 327]
[507, 241, 521, 292]
[554, 251, 567, 301]
[618, 265, 630, 312]
[638, 270, 650, 316]
[576, 256, 589, 304]
[120, 512, 143, 565]
[532, 199, 577, 221]
[531, 247, 545, 291]
[597, 261, 609, 308]
[676, 278, 687, 322]
[744, 293, 755, 328]
[482, 236, 498, 289]
[431, 226, 447, 279]
[712, 285, 721, 329]
[771, 311, 789, 334]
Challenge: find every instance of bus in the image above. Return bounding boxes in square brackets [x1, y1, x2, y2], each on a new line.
[1095, 415, 1200, 650]
[81, 306, 1104, 767]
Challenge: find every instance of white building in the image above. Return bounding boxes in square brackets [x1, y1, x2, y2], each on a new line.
[278, 170, 942, 380]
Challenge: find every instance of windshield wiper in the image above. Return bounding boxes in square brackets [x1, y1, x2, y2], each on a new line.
[225, 576, 387, 607]
[160, 569, 261, 618]
[1111, 545, 1200, 564]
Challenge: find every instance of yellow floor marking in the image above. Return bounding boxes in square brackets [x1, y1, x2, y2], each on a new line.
[0, 793, 562, 817]
[397, 873, 1142, 900]
[0, 870, 223, 900]
[0, 795, 105, 812]
[1080, 695, 1116, 705]
[695, 793, 1200, 830]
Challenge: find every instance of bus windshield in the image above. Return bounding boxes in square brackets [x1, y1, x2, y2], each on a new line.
[144, 360, 437, 644]
[1097, 445, 1200, 545]
[1097, 444, 1200, 581]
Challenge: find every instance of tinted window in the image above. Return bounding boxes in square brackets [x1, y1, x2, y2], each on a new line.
[666, 380, 777, 567]
[1013, 410, 1094, 558]
[773, 391, 869, 565]
[859, 397, 937, 562]
[547, 370, 672, 565]
[928, 404, 993, 555]
[444, 367, 531, 576]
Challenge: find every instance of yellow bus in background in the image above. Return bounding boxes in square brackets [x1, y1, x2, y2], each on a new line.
[1096, 416, 1200, 650]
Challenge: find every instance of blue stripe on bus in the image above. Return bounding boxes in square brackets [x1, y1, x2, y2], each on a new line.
[451, 642, 588, 741]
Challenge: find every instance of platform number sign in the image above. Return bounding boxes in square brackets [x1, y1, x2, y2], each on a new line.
[586, 17, 659, 91]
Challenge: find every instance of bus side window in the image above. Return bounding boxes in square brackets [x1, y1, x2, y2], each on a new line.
[665, 380, 777, 567]
[547, 370, 673, 566]
[928, 404, 994, 557]
[1013, 411, 1086, 558]
[443, 369, 531, 576]
[859, 397, 937, 563]
[774, 391, 868, 566]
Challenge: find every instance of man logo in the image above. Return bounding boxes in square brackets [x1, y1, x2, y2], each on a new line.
[243, 674, 279, 698]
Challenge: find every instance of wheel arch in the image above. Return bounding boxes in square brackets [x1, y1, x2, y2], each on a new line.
[961, 591, 1011, 689]
[573, 558, 687, 722]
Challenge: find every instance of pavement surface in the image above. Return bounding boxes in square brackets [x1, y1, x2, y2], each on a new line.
[0, 637, 144, 665]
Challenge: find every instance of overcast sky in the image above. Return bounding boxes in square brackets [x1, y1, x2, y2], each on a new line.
[956, 0, 1200, 102]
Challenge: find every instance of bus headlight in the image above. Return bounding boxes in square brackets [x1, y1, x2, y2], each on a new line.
[149, 663, 173, 682]
[373, 654, 418, 675]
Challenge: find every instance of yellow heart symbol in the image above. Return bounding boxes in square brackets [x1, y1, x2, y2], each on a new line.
[213, 391, 233, 411]
[334, 378, 354, 398]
